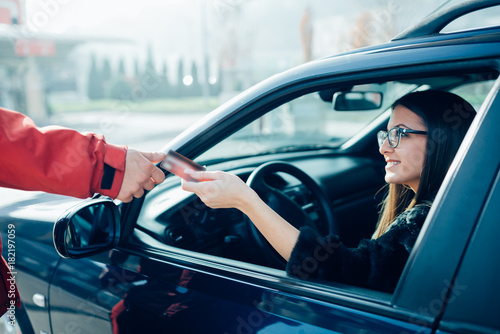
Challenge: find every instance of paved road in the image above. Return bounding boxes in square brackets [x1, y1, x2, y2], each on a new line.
[50, 110, 209, 151]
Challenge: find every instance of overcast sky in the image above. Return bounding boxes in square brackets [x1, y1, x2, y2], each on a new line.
[22, 0, 452, 85]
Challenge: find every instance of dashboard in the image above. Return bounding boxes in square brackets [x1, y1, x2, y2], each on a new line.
[135, 153, 385, 265]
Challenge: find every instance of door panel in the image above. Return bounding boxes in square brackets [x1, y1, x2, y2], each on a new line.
[49, 254, 125, 334]
[49, 242, 433, 334]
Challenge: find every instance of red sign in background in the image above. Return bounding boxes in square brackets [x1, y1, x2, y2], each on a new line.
[15, 39, 56, 57]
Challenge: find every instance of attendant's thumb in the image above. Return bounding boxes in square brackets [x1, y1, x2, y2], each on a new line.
[141, 151, 167, 163]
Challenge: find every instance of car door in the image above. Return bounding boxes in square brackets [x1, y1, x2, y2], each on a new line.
[437, 159, 500, 333]
[45, 92, 419, 334]
[434, 78, 500, 334]
[49, 245, 434, 334]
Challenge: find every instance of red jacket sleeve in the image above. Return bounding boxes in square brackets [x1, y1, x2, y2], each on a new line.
[0, 108, 127, 199]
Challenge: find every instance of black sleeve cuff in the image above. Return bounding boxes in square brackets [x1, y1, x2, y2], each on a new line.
[286, 226, 340, 280]
[100, 163, 116, 190]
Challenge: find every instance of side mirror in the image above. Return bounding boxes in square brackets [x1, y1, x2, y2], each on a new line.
[333, 91, 383, 111]
[53, 198, 121, 259]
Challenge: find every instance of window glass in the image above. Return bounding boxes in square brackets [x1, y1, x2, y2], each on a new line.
[441, 5, 500, 34]
[198, 81, 416, 162]
[451, 79, 496, 111]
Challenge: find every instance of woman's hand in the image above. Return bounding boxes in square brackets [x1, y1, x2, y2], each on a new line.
[182, 168, 299, 260]
[181, 170, 258, 211]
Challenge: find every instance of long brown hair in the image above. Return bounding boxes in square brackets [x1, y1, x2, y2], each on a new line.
[373, 90, 476, 238]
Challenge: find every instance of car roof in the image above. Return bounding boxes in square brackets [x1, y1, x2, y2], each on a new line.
[393, 0, 500, 40]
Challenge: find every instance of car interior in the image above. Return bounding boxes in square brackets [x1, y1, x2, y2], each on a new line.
[134, 68, 498, 289]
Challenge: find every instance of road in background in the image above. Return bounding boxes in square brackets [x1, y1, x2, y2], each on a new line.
[50, 110, 208, 151]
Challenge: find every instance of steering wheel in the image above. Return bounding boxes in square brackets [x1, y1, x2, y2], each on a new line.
[246, 161, 338, 269]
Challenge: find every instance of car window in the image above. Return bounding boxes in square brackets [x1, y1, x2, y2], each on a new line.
[441, 4, 500, 34]
[198, 81, 417, 162]
[450, 79, 496, 111]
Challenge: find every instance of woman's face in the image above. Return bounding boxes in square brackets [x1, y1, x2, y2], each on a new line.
[379, 105, 427, 192]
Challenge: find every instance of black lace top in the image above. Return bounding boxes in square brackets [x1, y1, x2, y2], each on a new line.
[286, 204, 431, 293]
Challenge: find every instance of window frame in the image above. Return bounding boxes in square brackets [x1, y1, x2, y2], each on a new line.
[119, 57, 500, 330]
[393, 75, 500, 324]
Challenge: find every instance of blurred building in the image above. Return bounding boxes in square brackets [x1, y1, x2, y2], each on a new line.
[0, 0, 85, 123]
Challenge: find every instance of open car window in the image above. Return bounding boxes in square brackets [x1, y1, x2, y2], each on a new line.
[198, 81, 418, 163]
[197, 74, 495, 164]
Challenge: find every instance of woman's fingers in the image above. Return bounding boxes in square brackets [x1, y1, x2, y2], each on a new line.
[182, 170, 242, 209]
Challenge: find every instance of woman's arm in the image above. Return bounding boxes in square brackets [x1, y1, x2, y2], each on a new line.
[181, 170, 299, 260]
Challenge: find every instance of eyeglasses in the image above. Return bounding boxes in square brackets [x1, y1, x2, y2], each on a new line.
[377, 127, 427, 148]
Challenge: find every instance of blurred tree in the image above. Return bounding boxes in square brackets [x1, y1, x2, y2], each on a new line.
[158, 61, 170, 98]
[102, 58, 112, 82]
[214, 65, 223, 96]
[350, 1, 397, 50]
[118, 58, 126, 76]
[351, 12, 374, 49]
[144, 44, 164, 99]
[213, 1, 254, 94]
[109, 76, 132, 100]
[202, 56, 210, 98]
[87, 54, 104, 100]
[300, 6, 313, 62]
[176, 59, 185, 97]
[144, 44, 155, 76]
[109, 58, 132, 100]
[99, 58, 113, 98]
[134, 58, 140, 79]
[189, 61, 202, 96]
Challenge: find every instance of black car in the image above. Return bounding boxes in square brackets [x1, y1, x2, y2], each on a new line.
[2, 1, 500, 333]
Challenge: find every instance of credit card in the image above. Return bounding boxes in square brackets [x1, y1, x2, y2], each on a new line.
[160, 150, 206, 182]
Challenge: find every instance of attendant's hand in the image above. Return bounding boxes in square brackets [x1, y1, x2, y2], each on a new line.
[117, 149, 166, 202]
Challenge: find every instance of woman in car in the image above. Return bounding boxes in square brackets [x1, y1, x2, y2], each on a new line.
[182, 90, 476, 293]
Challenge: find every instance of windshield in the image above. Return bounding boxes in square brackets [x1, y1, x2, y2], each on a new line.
[198, 81, 418, 162]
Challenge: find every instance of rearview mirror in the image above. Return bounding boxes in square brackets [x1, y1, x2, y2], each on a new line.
[333, 91, 383, 111]
[53, 198, 121, 259]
